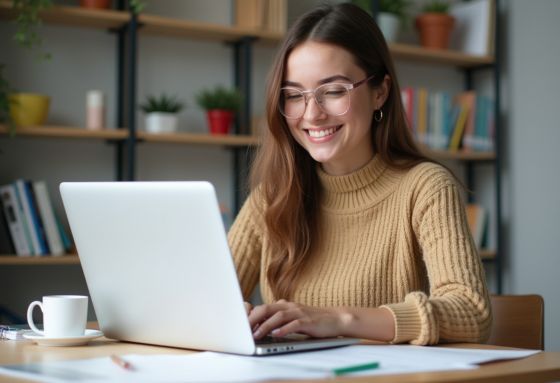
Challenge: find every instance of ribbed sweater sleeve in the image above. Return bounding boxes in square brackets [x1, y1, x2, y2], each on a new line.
[381, 166, 492, 345]
[227, 194, 262, 301]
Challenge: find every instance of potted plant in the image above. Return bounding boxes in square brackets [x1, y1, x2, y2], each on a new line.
[415, 0, 455, 50]
[195, 86, 241, 135]
[351, 0, 410, 43]
[139, 93, 185, 134]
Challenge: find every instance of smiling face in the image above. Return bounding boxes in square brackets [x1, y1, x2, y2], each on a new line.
[283, 41, 378, 176]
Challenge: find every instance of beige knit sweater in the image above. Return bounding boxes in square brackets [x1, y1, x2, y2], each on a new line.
[227, 156, 492, 345]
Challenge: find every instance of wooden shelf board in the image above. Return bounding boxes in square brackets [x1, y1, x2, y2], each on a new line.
[0, 125, 127, 140]
[139, 13, 282, 43]
[480, 249, 496, 260]
[0, 2, 128, 30]
[137, 131, 259, 147]
[0, 255, 80, 265]
[423, 147, 496, 161]
[390, 43, 494, 68]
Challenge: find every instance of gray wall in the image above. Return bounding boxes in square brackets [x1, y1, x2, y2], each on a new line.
[503, 0, 560, 351]
[1, 0, 559, 350]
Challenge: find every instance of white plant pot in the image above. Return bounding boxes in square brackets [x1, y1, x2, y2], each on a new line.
[378, 12, 400, 43]
[145, 112, 178, 134]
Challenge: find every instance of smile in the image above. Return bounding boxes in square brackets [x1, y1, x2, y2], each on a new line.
[305, 125, 342, 138]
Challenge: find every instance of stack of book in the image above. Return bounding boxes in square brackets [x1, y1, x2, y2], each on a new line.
[401, 88, 495, 152]
[0, 180, 72, 256]
[235, 0, 287, 34]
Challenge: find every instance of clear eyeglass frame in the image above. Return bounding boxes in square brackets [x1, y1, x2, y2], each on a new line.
[279, 74, 374, 119]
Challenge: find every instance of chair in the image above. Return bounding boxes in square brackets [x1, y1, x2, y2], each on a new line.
[487, 294, 544, 350]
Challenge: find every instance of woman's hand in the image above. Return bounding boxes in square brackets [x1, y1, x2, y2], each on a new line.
[244, 301, 253, 315]
[248, 299, 351, 339]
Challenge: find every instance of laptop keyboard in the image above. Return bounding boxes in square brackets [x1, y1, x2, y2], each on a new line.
[255, 334, 310, 345]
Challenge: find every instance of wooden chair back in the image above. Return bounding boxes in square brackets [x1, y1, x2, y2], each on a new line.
[487, 294, 544, 350]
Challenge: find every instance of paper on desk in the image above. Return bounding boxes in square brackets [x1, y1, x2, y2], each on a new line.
[0, 345, 540, 382]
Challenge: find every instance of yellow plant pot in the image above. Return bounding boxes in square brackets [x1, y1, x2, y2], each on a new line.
[9, 93, 50, 126]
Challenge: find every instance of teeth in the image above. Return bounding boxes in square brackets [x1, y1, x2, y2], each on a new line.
[308, 127, 337, 138]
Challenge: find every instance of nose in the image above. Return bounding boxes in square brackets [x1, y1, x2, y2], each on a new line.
[302, 94, 327, 121]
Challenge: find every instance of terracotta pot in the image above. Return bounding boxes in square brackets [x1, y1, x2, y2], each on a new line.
[80, 0, 112, 9]
[415, 13, 455, 50]
[9, 93, 50, 126]
[206, 110, 234, 135]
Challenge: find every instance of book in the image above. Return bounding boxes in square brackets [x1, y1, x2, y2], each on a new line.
[0, 324, 34, 340]
[416, 88, 428, 145]
[448, 103, 469, 151]
[14, 180, 44, 255]
[456, 91, 477, 151]
[0, 200, 16, 255]
[33, 181, 65, 256]
[466, 204, 487, 249]
[0, 185, 32, 256]
[55, 212, 73, 252]
[26, 181, 51, 255]
[401, 87, 415, 133]
[450, 0, 495, 56]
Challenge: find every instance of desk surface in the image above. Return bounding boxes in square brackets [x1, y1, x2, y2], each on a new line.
[1, 337, 560, 383]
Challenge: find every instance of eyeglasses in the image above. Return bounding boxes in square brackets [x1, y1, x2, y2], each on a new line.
[279, 75, 374, 119]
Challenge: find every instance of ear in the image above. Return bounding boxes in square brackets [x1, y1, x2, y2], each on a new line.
[372, 74, 391, 109]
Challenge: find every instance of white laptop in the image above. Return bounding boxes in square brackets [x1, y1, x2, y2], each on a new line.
[60, 181, 358, 355]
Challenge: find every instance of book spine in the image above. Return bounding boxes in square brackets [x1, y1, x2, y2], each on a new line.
[33, 181, 65, 256]
[26, 181, 50, 255]
[0, 185, 32, 256]
[12, 182, 38, 255]
[0, 192, 16, 254]
[55, 213, 73, 252]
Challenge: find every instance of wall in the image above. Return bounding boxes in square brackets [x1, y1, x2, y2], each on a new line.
[504, 0, 560, 351]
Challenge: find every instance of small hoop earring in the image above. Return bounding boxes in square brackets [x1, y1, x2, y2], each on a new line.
[373, 109, 383, 122]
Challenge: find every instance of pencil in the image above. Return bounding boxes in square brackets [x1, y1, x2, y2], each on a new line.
[110, 354, 134, 371]
[332, 361, 380, 376]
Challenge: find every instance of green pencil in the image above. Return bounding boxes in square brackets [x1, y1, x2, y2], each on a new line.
[332, 361, 380, 376]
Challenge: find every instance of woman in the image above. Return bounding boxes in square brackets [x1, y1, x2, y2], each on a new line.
[227, 3, 491, 345]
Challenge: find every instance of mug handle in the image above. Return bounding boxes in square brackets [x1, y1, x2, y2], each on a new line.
[27, 301, 45, 336]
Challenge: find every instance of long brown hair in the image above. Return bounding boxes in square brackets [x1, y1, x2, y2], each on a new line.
[250, 3, 432, 300]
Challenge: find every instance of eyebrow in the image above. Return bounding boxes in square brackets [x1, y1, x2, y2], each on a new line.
[282, 75, 352, 88]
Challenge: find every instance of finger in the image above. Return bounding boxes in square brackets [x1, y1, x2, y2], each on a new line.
[243, 302, 253, 315]
[271, 319, 312, 338]
[248, 302, 292, 328]
[252, 309, 302, 339]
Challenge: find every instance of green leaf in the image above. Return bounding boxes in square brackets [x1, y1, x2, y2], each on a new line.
[139, 93, 185, 114]
[195, 86, 242, 111]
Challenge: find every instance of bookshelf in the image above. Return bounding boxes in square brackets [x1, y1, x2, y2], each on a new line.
[0, 255, 79, 266]
[0, 125, 258, 147]
[0, 2, 503, 292]
[0, 125, 127, 140]
[389, 42, 494, 68]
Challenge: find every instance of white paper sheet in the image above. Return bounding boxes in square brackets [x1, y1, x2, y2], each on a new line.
[0, 345, 540, 382]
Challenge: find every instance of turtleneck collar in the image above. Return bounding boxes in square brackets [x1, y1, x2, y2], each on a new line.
[317, 155, 402, 212]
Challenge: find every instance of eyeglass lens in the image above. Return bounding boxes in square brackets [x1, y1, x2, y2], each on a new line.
[280, 83, 351, 119]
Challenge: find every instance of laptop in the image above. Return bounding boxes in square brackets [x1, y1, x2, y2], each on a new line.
[60, 181, 358, 355]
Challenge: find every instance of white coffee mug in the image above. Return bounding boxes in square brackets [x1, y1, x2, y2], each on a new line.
[27, 295, 88, 338]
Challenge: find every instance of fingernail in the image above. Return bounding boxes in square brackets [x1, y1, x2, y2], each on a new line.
[271, 329, 280, 336]
[253, 329, 261, 338]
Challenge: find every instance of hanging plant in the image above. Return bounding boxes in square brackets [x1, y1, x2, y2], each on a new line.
[12, 0, 53, 59]
[0, 0, 53, 135]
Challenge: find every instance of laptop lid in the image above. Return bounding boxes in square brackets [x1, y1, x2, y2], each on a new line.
[60, 181, 358, 355]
